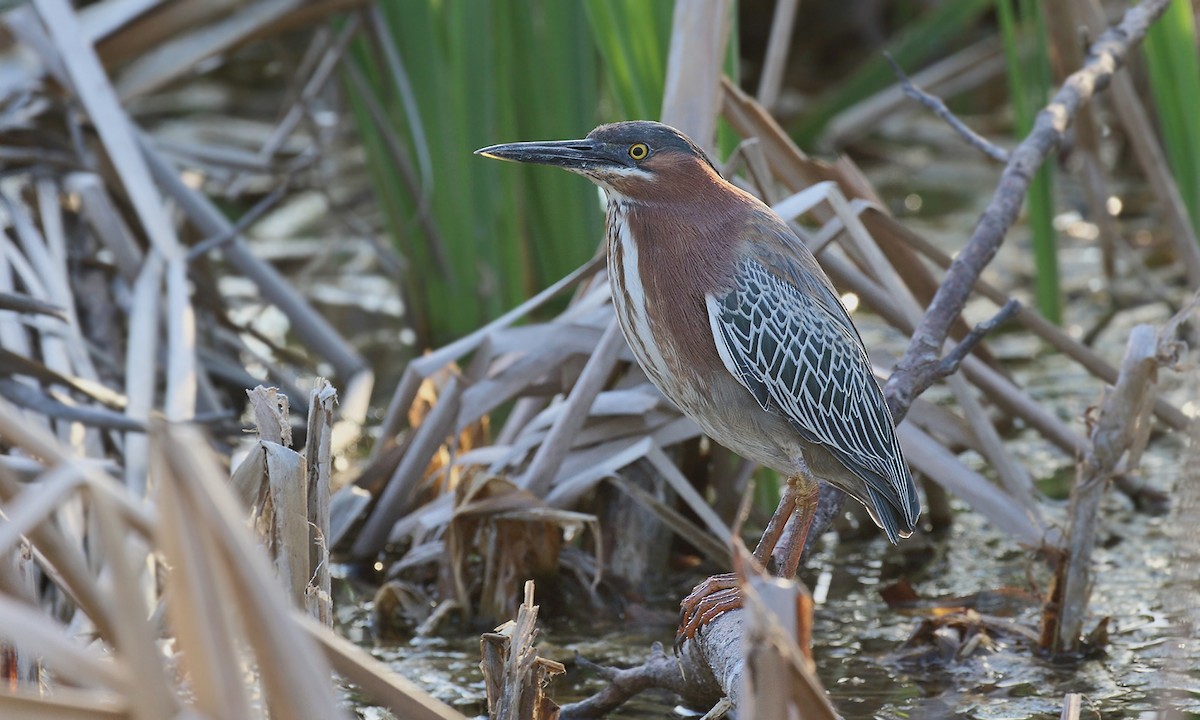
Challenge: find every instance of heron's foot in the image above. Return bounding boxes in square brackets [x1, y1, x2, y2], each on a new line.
[675, 573, 743, 652]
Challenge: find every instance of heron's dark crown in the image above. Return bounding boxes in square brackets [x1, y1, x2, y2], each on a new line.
[587, 121, 719, 172]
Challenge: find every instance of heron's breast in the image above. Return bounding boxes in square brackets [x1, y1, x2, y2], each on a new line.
[606, 200, 734, 409]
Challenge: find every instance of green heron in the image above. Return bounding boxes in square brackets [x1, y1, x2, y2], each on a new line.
[477, 121, 920, 639]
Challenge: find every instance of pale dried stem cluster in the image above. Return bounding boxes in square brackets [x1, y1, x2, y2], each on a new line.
[0, 397, 464, 719]
[0, 0, 460, 717]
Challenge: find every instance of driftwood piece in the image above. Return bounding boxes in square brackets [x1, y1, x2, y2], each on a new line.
[559, 644, 696, 720]
[596, 461, 674, 593]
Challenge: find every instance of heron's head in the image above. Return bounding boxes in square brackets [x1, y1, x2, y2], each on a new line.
[476, 120, 722, 202]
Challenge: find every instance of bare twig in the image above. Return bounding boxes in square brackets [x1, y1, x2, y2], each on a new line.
[884, 0, 1175, 422]
[885, 52, 1010, 164]
[0, 379, 144, 432]
[559, 645, 693, 720]
[0, 292, 66, 319]
[875, 209, 1188, 431]
[187, 176, 295, 260]
[227, 16, 360, 196]
[936, 299, 1021, 378]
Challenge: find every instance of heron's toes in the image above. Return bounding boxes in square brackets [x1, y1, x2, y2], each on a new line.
[675, 573, 743, 653]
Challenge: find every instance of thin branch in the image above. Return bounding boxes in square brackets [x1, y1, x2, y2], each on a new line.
[559, 646, 694, 720]
[0, 292, 67, 319]
[187, 174, 296, 260]
[935, 299, 1020, 378]
[885, 52, 1010, 164]
[884, 0, 1175, 422]
[0, 379, 145, 432]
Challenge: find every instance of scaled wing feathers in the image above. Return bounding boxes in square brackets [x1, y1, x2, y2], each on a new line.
[706, 255, 917, 536]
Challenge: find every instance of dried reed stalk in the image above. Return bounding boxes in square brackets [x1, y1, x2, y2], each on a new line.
[1044, 298, 1191, 655]
[480, 580, 564, 720]
[0, 397, 468, 719]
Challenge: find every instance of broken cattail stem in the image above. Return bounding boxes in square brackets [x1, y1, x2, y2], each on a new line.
[480, 580, 564, 720]
[1053, 325, 1163, 654]
[736, 541, 838, 719]
[1060, 693, 1083, 720]
[306, 379, 337, 626]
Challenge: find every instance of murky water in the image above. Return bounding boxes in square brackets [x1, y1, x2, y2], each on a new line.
[347, 477, 1199, 718]
[811, 509, 1199, 718]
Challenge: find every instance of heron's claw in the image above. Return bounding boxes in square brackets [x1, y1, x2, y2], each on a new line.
[675, 573, 743, 654]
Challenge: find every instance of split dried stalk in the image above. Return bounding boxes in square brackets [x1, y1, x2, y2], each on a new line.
[735, 541, 837, 720]
[660, 0, 733, 150]
[1061, 693, 1083, 720]
[754, 0, 798, 111]
[306, 378, 337, 625]
[520, 321, 625, 496]
[480, 580, 564, 720]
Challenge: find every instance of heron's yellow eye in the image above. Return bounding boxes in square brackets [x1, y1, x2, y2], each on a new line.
[629, 143, 649, 161]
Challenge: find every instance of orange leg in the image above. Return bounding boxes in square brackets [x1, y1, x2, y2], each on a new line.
[677, 477, 820, 647]
[774, 481, 820, 579]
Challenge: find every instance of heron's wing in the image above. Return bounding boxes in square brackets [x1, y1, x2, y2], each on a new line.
[706, 252, 918, 539]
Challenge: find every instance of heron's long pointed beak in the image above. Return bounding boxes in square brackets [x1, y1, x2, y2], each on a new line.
[475, 139, 626, 171]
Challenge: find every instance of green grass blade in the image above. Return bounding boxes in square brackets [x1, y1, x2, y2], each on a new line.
[1143, 0, 1200, 235]
[998, 0, 1060, 323]
[346, 0, 605, 345]
[584, 0, 671, 119]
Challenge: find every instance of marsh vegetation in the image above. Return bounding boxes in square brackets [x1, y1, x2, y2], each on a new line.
[0, 1, 1197, 718]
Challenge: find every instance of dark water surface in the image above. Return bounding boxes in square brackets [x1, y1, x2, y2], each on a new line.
[348, 487, 1199, 718]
